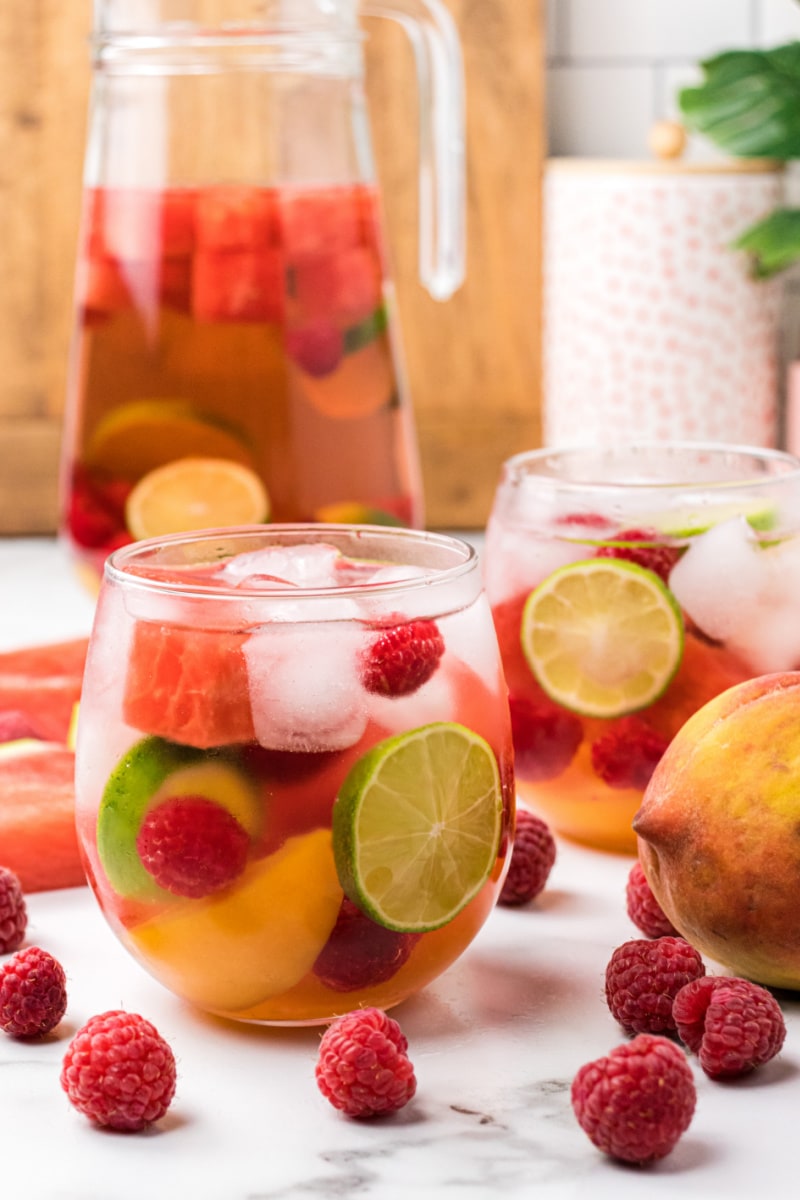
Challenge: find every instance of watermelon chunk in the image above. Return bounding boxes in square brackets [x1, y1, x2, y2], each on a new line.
[0, 638, 88, 744]
[123, 622, 256, 749]
[291, 246, 381, 327]
[192, 248, 284, 323]
[0, 742, 84, 892]
[277, 187, 361, 256]
[195, 185, 277, 251]
[98, 187, 197, 260]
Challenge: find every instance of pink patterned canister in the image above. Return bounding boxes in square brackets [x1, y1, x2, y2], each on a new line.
[543, 158, 783, 448]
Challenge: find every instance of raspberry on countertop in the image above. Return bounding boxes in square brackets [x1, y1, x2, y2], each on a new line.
[673, 975, 786, 1079]
[498, 807, 556, 906]
[0, 865, 27, 955]
[61, 1010, 177, 1132]
[315, 1006, 416, 1118]
[605, 936, 706, 1035]
[625, 861, 679, 939]
[0, 946, 67, 1038]
[572, 1033, 696, 1164]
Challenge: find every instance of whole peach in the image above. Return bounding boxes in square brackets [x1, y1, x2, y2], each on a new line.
[634, 671, 800, 990]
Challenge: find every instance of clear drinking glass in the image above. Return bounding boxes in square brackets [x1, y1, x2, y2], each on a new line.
[75, 525, 514, 1024]
[484, 443, 800, 855]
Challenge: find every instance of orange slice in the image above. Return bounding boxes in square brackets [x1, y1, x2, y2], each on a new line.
[85, 400, 255, 480]
[125, 456, 270, 539]
[299, 340, 394, 420]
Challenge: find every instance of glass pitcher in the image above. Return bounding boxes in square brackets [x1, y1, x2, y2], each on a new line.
[59, 0, 465, 587]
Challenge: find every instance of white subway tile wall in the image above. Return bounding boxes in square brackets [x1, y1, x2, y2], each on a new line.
[546, 0, 800, 158]
[544, 0, 800, 404]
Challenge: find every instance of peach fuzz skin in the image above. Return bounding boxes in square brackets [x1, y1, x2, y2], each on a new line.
[634, 671, 800, 990]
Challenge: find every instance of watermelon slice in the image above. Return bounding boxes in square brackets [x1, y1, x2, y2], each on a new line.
[0, 741, 84, 892]
[0, 638, 88, 743]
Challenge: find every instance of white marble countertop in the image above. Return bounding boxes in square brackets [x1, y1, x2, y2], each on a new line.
[1, 537, 798, 1199]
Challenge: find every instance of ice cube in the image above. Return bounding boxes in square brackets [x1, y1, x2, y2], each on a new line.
[362, 564, 430, 586]
[244, 621, 368, 753]
[671, 520, 800, 672]
[222, 543, 342, 590]
[669, 516, 763, 644]
[724, 536, 800, 672]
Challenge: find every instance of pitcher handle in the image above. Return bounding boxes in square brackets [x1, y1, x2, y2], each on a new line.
[363, 0, 465, 300]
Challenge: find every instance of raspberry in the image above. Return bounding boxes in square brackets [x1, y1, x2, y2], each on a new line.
[0, 710, 44, 743]
[315, 1006, 416, 1118]
[312, 897, 421, 992]
[498, 808, 556, 906]
[361, 619, 445, 698]
[508, 693, 582, 782]
[68, 466, 129, 551]
[673, 976, 786, 1079]
[554, 511, 615, 531]
[571, 1034, 696, 1164]
[61, 1010, 177, 1131]
[136, 795, 250, 899]
[0, 947, 67, 1037]
[605, 937, 706, 1035]
[0, 866, 26, 954]
[286, 319, 343, 377]
[625, 861, 678, 938]
[590, 717, 669, 791]
[595, 527, 682, 584]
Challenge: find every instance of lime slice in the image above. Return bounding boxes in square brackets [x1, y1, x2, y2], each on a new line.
[125, 456, 270, 539]
[332, 722, 503, 933]
[521, 559, 684, 719]
[97, 736, 262, 901]
[657, 498, 777, 539]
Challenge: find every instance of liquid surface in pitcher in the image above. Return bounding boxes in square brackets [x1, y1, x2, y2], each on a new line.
[62, 181, 420, 582]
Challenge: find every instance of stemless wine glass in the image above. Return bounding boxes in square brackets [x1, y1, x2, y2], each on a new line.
[75, 525, 514, 1024]
[484, 442, 800, 855]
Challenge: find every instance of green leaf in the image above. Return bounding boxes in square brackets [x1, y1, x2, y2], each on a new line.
[679, 43, 800, 159]
[343, 304, 388, 355]
[732, 208, 800, 278]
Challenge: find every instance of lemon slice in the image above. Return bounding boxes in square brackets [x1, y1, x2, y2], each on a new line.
[332, 722, 503, 933]
[521, 559, 684, 719]
[125, 456, 270, 539]
[86, 400, 255, 480]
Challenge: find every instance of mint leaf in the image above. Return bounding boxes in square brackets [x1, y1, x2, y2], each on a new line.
[732, 208, 800, 278]
[343, 304, 388, 355]
[679, 44, 800, 159]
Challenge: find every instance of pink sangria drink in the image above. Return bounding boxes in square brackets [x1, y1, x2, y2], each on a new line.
[484, 443, 800, 854]
[75, 526, 514, 1024]
[60, 183, 422, 585]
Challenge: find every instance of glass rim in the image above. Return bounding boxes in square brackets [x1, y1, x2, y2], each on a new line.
[501, 441, 800, 492]
[105, 522, 478, 600]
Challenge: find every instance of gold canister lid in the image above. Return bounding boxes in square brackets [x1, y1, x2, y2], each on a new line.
[546, 120, 783, 176]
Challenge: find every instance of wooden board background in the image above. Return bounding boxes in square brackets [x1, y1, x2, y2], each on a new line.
[0, 1, 543, 533]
